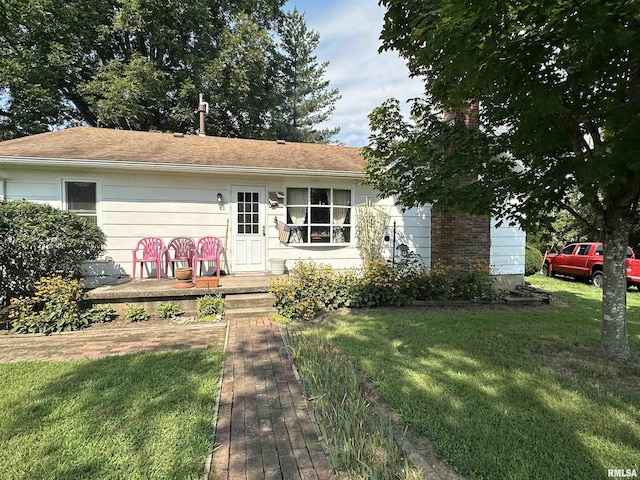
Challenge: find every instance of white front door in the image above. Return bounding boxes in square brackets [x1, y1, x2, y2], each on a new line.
[231, 186, 266, 272]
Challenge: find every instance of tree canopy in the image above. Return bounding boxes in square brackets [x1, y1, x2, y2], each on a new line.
[270, 8, 341, 143]
[364, 0, 640, 360]
[0, 1, 340, 142]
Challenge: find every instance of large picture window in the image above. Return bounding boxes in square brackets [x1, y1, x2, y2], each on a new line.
[286, 187, 352, 244]
[64, 181, 98, 224]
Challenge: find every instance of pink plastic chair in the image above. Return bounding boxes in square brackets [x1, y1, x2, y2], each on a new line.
[132, 237, 166, 280]
[193, 236, 224, 279]
[165, 237, 195, 277]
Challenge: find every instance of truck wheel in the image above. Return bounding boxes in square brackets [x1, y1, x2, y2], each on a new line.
[591, 271, 604, 288]
[542, 263, 554, 277]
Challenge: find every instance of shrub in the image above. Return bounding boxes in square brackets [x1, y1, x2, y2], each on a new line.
[271, 259, 503, 319]
[352, 259, 405, 307]
[450, 262, 500, 300]
[0, 200, 106, 306]
[420, 262, 455, 299]
[270, 314, 292, 324]
[196, 295, 225, 320]
[157, 302, 182, 319]
[525, 244, 544, 276]
[83, 304, 117, 323]
[9, 274, 89, 334]
[270, 262, 360, 322]
[124, 304, 149, 322]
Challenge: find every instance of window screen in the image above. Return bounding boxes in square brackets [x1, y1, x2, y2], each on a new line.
[65, 181, 97, 224]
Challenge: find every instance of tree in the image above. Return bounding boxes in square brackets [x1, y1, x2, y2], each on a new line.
[0, 200, 106, 306]
[527, 192, 640, 255]
[270, 8, 340, 143]
[202, 13, 275, 139]
[0, 0, 285, 138]
[364, 1, 640, 360]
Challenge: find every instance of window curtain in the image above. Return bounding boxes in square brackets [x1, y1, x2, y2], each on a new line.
[287, 188, 308, 243]
[333, 190, 350, 225]
[287, 188, 308, 224]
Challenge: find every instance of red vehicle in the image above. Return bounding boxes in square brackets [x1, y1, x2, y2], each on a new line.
[543, 242, 640, 288]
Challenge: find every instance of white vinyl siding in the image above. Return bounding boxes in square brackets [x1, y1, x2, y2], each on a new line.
[0, 165, 436, 275]
[490, 218, 526, 275]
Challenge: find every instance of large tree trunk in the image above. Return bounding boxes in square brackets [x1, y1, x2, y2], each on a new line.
[601, 226, 635, 361]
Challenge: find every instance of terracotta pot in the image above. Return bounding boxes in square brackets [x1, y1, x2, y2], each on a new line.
[175, 267, 193, 281]
[195, 277, 219, 288]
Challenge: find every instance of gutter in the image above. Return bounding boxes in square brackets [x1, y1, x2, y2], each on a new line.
[0, 156, 365, 179]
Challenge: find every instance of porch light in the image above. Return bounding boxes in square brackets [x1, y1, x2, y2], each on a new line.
[217, 192, 223, 203]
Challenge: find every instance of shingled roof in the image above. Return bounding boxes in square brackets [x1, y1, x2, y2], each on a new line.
[0, 127, 365, 174]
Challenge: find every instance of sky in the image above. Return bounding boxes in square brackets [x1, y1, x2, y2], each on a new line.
[283, 0, 424, 147]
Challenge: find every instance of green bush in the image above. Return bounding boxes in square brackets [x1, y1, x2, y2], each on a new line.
[10, 274, 90, 334]
[271, 259, 502, 321]
[124, 304, 149, 322]
[0, 200, 106, 306]
[83, 304, 117, 323]
[525, 244, 544, 276]
[270, 314, 292, 324]
[352, 259, 404, 307]
[451, 262, 501, 300]
[270, 262, 360, 322]
[196, 295, 225, 320]
[157, 302, 182, 319]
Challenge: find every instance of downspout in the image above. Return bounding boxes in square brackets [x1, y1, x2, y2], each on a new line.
[0, 175, 5, 200]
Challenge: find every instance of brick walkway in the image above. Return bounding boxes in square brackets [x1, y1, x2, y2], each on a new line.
[0, 323, 227, 362]
[211, 317, 335, 480]
[0, 318, 335, 479]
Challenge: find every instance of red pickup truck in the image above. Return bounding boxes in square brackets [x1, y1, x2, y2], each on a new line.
[543, 242, 640, 288]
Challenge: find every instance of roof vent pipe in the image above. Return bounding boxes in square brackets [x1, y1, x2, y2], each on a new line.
[198, 94, 209, 137]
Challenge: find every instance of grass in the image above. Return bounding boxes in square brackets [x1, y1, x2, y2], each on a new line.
[286, 327, 421, 479]
[0, 349, 223, 480]
[307, 275, 640, 480]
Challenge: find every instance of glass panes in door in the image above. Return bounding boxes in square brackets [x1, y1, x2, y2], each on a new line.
[237, 191, 260, 234]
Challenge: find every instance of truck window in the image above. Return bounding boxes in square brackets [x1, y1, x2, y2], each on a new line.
[594, 246, 633, 257]
[577, 245, 590, 255]
[561, 244, 576, 255]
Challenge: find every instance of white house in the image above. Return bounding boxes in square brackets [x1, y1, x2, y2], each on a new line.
[0, 127, 525, 288]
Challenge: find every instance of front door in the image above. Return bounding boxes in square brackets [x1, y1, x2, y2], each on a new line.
[231, 186, 266, 272]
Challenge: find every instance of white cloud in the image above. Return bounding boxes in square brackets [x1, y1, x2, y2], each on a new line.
[286, 0, 424, 146]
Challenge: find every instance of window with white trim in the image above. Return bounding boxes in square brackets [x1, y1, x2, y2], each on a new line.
[64, 181, 98, 225]
[286, 187, 352, 244]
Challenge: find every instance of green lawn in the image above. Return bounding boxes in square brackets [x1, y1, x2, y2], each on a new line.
[0, 350, 223, 480]
[310, 276, 640, 480]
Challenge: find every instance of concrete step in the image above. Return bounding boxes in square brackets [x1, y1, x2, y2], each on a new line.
[225, 306, 278, 320]
[225, 292, 275, 309]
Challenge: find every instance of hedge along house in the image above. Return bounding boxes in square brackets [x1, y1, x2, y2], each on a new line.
[0, 126, 525, 288]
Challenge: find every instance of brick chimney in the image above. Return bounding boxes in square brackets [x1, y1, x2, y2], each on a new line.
[443, 102, 479, 129]
[431, 102, 490, 269]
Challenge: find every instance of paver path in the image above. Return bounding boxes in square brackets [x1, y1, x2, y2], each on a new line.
[0, 323, 227, 362]
[0, 318, 335, 479]
[211, 317, 335, 480]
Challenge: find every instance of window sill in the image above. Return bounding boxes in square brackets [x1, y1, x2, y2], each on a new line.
[284, 242, 353, 248]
